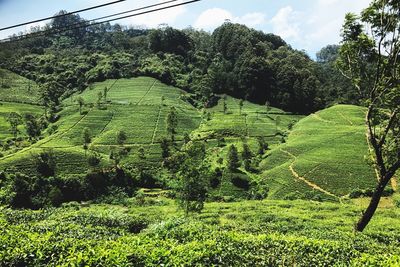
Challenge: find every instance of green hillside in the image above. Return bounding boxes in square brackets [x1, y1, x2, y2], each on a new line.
[260, 105, 377, 200]
[0, 75, 382, 201]
[0, 77, 301, 178]
[0, 68, 41, 104]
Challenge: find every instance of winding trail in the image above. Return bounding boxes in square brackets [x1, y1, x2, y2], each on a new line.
[311, 113, 333, 123]
[337, 111, 354, 125]
[391, 177, 398, 191]
[280, 148, 339, 199]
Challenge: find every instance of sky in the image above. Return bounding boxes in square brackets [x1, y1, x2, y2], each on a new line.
[0, 0, 371, 57]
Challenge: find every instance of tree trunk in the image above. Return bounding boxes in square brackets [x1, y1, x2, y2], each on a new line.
[355, 178, 389, 232]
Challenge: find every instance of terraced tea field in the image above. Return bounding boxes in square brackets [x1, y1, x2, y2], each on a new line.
[0, 77, 301, 178]
[0, 68, 41, 104]
[260, 105, 377, 200]
[0, 75, 383, 199]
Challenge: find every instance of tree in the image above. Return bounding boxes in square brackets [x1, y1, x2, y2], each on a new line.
[103, 86, 108, 102]
[175, 141, 209, 215]
[239, 99, 244, 115]
[257, 136, 268, 155]
[227, 144, 240, 171]
[24, 113, 41, 140]
[138, 146, 146, 160]
[160, 137, 170, 159]
[242, 143, 253, 161]
[34, 149, 56, 177]
[242, 143, 253, 171]
[97, 91, 103, 108]
[116, 130, 127, 146]
[338, 0, 400, 232]
[87, 151, 102, 170]
[222, 95, 227, 114]
[76, 96, 85, 115]
[166, 106, 178, 140]
[82, 127, 91, 155]
[6, 112, 22, 138]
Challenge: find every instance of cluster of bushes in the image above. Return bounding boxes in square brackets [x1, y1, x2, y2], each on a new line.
[0, 169, 137, 209]
[349, 188, 395, 198]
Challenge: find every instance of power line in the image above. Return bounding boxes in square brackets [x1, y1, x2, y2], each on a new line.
[0, 0, 126, 32]
[0, 0, 200, 43]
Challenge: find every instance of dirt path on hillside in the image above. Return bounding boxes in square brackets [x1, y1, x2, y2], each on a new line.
[391, 177, 398, 191]
[311, 113, 333, 123]
[336, 111, 354, 125]
[280, 148, 339, 199]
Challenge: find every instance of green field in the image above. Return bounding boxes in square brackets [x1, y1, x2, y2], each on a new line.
[0, 68, 41, 104]
[260, 105, 377, 200]
[1, 197, 399, 266]
[0, 76, 383, 200]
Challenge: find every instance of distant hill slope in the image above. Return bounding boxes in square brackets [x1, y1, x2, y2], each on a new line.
[0, 78, 381, 201]
[0, 68, 41, 104]
[259, 104, 377, 200]
[0, 77, 202, 174]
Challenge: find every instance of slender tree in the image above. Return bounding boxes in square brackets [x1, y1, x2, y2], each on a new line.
[175, 141, 209, 215]
[116, 130, 127, 146]
[223, 95, 227, 114]
[160, 137, 170, 159]
[6, 112, 22, 138]
[76, 96, 85, 115]
[82, 127, 91, 156]
[239, 99, 244, 115]
[227, 144, 240, 171]
[338, 0, 400, 232]
[166, 106, 178, 141]
[103, 86, 108, 102]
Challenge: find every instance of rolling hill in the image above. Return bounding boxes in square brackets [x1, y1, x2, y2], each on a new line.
[0, 73, 384, 200]
[259, 105, 378, 200]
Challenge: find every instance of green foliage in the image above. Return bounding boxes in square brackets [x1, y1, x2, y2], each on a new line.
[24, 113, 42, 140]
[116, 130, 127, 146]
[6, 112, 22, 138]
[174, 142, 209, 215]
[166, 106, 178, 137]
[227, 145, 240, 171]
[0, 200, 399, 265]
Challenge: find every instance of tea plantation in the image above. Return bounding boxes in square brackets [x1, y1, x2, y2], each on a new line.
[0, 75, 399, 265]
[259, 105, 378, 200]
[1, 198, 399, 266]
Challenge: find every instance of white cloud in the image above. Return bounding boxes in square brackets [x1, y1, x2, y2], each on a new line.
[194, 8, 233, 29]
[269, 0, 371, 56]
[194, 8, 266, 31]
[235, 12, 266, 27]
[270, 6, 299, 40]
[108, 0, 187, 28]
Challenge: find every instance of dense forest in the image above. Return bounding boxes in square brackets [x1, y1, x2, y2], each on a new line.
[0, 11, 354, 114]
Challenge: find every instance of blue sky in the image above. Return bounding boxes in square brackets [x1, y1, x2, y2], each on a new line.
[0, 0, 371, 57]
